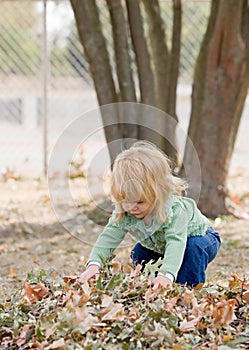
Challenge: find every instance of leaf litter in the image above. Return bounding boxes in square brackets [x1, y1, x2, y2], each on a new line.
[1, 177, 249, 349]
[0, 261, 249, 350]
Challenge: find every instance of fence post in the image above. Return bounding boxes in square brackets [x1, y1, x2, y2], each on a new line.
[42, 0, 48, 177]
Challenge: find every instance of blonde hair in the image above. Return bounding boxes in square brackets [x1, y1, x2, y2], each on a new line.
[111, 141, 187, 223]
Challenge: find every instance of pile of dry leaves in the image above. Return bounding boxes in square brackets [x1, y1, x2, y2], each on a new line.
[0, 260, 249, 350]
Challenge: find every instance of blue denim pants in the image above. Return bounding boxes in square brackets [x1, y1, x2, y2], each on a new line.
[131, 227, 221, 287]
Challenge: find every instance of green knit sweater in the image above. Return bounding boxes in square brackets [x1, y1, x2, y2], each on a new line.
[88, 194, 211, 278]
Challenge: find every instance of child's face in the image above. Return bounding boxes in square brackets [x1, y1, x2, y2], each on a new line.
[122, 200, 152, 219]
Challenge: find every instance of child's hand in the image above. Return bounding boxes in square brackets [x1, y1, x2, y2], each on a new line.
[152, 275, 173, 290]
[78, 264, 100, 283]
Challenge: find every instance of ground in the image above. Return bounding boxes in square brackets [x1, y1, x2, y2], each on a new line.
[0, 174, 249, 302]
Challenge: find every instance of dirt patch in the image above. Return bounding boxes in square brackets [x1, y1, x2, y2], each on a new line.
[0, 175, 249, 301]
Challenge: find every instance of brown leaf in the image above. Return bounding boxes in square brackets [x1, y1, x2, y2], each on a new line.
[180, 316, 200, 332]
[230, 194, 240, 205]
[222, 334, 234, 342]
[101, 294, 113, 308]
[45, 324, 57, 339]
[82, 280, 91, 292]
[112, 260, 122, 272]
[229, 272, 249, 290]
[51, 271, 57, 280]
[128, 305, 140, 322]
[101, 302, 125, 321]
[194, 282, 204, 290]
[79, 313, 99, 332]
[164, 296, 179, 311]
[23, 341, 45, 349]
[122, 264, 133, 274]
[242, 290, 249, 303]
[211, 299, 237, 327]
[172, 345, 185, 350]
[24, 281, 50, 302]
[47, 338, 66, 349]
[8, 267, 17, 277]
[182, 289, 196, 307]
[75, 306, 90, 323]
[130, 264, 143, 278]
[16, 324, 35, 346]
[144, 286, 160, 303]
[62, 275, 78, 283]
[40, 194, 50, 203]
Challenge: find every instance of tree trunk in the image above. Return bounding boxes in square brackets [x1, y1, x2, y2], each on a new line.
[106, 0, 138, 141]
[143, 0, 169, 112]
[184, 0, 249, 216]
[142, 0, 179, 162]
[167, 0, 182, 118]
[126, 0, 158, 146]
[126, 0, 155, 106]
[70, 0, 123, 162]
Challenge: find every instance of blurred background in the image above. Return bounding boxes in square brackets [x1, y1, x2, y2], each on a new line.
[1, 0, 248, 179]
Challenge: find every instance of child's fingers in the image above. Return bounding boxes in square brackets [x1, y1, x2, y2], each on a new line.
[152, 281, 162, 290]
[89, 273, 99, 281]
[78, 275, 87, 283]
[151, 276, 173, 290]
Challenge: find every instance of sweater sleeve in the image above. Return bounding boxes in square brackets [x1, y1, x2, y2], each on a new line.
[158, 201, 192, 278]
[87, 217, 126, 267]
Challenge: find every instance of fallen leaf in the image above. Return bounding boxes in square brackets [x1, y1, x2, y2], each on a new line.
[130, 264, 143, 278]
[223, 334, 234, 342]
[51, 271, 57, 280]
[24, 281, 50, 302]
[122, 264, 133, 274]
[81, 280, 90, 296]
[180, 316, 200, 332]
[8, 267, 17, 277]
[242, 290, 249, 303]
[230, 194, 240, 205]
[144, 286, 160, 303]
[23, 341, 44, 349]
[128, 305, 140, 322]
[182, 289, 196, 307]
[172, 345, 185, 350]
[229, 272, 249, 290]
[101, 302, 125, 321]
[101, 294, 113, 308]
[212, 299, 237, 327]
[45, 324, 57, 339]
[40, 194, 50, 203]
[62, 275, 78, 283]
[47, 338, 65, 349]
[164, 296, 179, 311]
[16, 324, 35, 346]
[112, 260, 122, 272]
[194, 282, 204, 290]
[75, 306, 90, 323]
[78, 313, 99, 333]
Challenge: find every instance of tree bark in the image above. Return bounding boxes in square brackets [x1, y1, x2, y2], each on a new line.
[126, 0, 155, 107]
[167, 0, 182, 118]
[70, 0, 123, 162]
[106, 0, 138, 141]
[126, 0, 158, 145]
[142, 0, 168, 112]
[184, 0, 249, 216]
[142, 0, 179, 162]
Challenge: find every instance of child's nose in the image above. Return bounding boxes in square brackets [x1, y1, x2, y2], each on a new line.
[127, 202, 137, 211]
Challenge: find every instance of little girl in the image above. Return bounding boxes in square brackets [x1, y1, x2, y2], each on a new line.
[79, 141, 221, 288]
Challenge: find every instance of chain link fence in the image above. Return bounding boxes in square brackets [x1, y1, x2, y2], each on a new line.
[1, 0, 247, 178]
